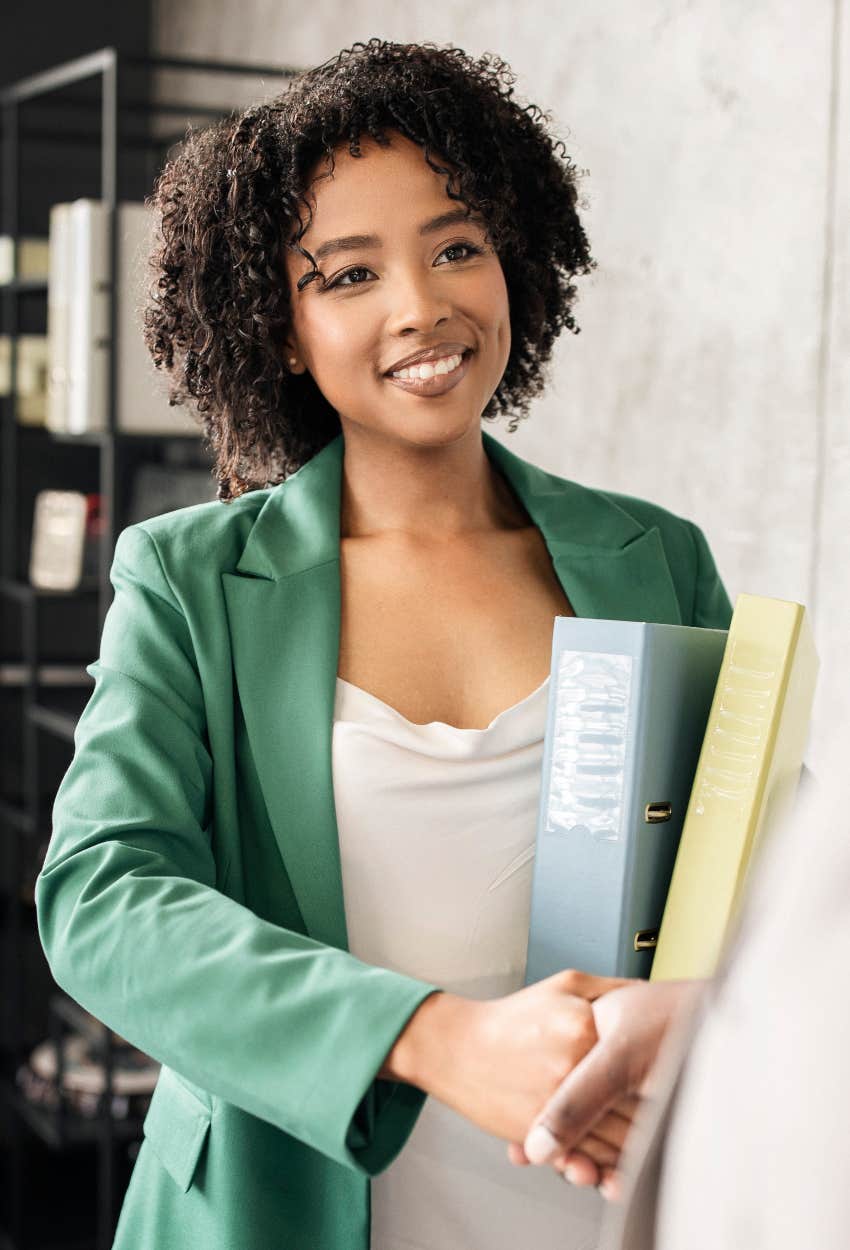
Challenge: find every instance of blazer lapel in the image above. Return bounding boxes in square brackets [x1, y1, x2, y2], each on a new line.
[221, 437, 348, 949]
[222, 431, 682, 950]
[482, 432, 683, 626]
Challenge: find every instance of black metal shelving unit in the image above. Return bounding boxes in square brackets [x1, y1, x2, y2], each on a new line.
[0, 46, 300, 1250]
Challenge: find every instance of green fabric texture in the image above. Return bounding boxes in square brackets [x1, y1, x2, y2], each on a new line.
[35, 430, 732, 1249]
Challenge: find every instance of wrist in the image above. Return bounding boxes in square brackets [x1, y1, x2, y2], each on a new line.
[379, 990, 479, 1096]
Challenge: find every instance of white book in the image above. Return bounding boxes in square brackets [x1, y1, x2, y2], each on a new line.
[46, 203, 72, 433]
[66, 199, 110, 434]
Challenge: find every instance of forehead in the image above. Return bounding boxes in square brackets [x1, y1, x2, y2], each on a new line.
[295, 132, 460, 234]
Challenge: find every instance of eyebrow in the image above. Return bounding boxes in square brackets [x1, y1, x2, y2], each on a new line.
[309, 208, 487, 265]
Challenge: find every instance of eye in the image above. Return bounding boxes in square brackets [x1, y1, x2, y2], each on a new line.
[325, 265, 373, 290]
[324, 241, 484, 290]
[435, 241, 483, 265]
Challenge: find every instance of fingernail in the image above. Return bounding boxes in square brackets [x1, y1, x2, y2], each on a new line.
[563, 1164, 582, 1185]
[524, 1125, 560, 1165]
[599, 1177, 619, 1201]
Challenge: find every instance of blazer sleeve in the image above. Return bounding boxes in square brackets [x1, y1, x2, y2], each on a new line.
[687, 521, 733, 630]
[34, 524, 438, 1176]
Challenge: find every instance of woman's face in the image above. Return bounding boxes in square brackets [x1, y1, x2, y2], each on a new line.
[282, 131, 511, 451]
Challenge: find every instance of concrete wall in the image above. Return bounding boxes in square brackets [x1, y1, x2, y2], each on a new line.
[152, 0, 848, 772]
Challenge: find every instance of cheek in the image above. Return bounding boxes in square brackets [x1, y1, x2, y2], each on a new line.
[475, 263, 511, 330]
[299, 303, 373, 372]
[480, 267, 512, 360]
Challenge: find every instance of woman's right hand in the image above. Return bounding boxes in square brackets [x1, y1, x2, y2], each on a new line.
[380, 969, 629, 1143]
[515, 976, 706, 1191]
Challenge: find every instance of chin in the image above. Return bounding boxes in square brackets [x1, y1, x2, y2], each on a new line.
[390, 415, 483, 449]
[343, 408, 483, 449]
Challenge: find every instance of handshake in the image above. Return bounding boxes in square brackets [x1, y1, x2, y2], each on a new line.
[380, 970, 706, 1201]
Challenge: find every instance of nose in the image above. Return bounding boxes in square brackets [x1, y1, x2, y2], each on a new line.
[385, 263, 454, 336]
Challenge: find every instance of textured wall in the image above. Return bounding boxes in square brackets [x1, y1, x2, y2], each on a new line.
[152, 0, 848, 771]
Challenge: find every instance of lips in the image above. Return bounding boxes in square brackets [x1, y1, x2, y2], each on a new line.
[384, 347, 473, 396]
[383, 342, 472, 375]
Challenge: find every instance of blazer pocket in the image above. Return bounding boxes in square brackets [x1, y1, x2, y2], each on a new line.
[143, 1065, 212, 1193]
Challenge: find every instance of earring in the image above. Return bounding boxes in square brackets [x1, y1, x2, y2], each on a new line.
[289, 356, 297, 367]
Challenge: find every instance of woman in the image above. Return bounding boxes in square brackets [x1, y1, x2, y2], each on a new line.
[35, 39, 731, 1250]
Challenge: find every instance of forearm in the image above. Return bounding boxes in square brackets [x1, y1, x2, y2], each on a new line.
[36, 833, 435, 1168]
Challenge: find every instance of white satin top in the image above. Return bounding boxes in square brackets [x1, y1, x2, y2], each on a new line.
[332, 674, 605, 1250]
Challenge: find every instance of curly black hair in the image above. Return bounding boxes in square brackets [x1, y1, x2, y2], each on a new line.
[143, 38, 595, 501]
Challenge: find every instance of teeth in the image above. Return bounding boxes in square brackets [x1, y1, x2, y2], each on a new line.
[392, 352, 464, 380]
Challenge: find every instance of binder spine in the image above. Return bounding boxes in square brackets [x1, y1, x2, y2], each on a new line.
[618, 625, 729, 976]
[526, 620, 641, 981]
[616, 627, 655, 976]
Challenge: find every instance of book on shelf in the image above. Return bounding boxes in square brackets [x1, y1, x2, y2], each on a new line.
[650, 594, 819, 981]
[0, 233, 50, 284]
[0, 333, 49, 425]
[47, 202, 72, 432]
[45, 199, 201, 437]
[524, 616, 728, 982]
[68, 199, 110, 435]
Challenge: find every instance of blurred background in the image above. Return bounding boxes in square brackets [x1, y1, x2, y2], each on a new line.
[1, 2, 846, 1246]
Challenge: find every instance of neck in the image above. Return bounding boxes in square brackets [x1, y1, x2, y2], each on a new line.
[338, 424, 529, 541]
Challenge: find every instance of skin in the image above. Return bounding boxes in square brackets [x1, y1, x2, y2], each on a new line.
[513, 976, 704, 1197]
[282, 128, 513, 541]
[279, 130, 651, 1191]
[282, 130, 580, 736]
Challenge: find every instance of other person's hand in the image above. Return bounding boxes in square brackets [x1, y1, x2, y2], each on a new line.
[507, 974, 705, 1196]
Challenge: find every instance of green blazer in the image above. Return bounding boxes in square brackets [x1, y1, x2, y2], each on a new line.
[35, 430, 732, 1250]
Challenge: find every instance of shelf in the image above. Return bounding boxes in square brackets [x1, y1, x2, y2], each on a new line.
[0, 577, 100, 601]
[0, 1076, 145, 1150]
[1, 423, 203, 445]
[0, 277, 48, 294]
[40, 428, 106, 446]
[1, 42, 295, 1250]
[46, 427, 203, 444]
[0, 48, 296, 107]
[28, 689, 92, 741]
[0, 663, 94, 687]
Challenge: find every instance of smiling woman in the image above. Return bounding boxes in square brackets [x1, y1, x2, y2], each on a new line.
[280, 132, 512, 447]
[35, 35, 733, 1250]
[142, 37, 596, 499]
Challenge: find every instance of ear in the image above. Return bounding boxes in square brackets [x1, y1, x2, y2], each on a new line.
[282, 337, 306, 374]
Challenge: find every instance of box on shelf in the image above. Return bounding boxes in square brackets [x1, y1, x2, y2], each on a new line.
[28, 491, 103, 592]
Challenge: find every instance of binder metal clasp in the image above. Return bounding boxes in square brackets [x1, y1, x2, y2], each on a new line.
[645, 802, 672, 823]
[634, 928, 659, 951]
